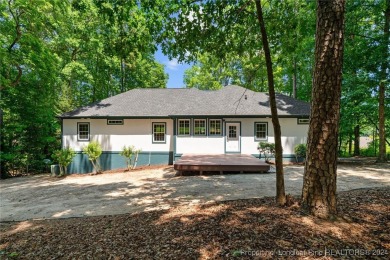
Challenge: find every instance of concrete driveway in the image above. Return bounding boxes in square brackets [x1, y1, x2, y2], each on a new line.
[1, 164, 389, 221]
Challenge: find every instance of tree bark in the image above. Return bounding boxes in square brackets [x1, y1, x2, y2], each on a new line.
[377, 0, 389, 162]
[301, 0, 346, 218]
[255, 0, 286, 206]
[353, 125, 360, 156]
[348, 132, 352, 156]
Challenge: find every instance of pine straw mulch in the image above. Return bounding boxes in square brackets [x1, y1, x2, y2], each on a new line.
[1, 187, 389, 259]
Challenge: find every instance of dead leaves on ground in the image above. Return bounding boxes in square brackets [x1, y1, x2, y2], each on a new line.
[1, 188, 389, 259]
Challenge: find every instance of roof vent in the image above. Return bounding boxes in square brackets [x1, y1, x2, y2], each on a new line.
[245, 95, 247, 100]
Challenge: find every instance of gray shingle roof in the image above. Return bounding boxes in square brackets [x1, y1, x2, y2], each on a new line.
[60, 85, 310, 118]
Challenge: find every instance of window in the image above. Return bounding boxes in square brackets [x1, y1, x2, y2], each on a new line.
[178, 119, 190, 136]
[78, 122, 90, 141]
[209, 119, 222, 135]
[194, 119, 206, 135]
[228, 125, 237, 138]
[107, 119, 123, 125]
[255, 122, 267, 140]
[298, 118, 310, 124]
[153, 123, 166, 143]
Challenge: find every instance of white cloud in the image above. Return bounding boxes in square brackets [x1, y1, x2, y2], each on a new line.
[166, 58, 179, 71]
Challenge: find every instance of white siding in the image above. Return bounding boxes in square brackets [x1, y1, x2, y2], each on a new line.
[62, 117, 308, 155]
[280, 118, 309, 154]
[176, 136, 225, 154]
[234, 117, 308, 155]
[62, 119, 173, 152]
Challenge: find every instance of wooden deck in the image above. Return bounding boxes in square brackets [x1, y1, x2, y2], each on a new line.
[174, 154, 270, 174]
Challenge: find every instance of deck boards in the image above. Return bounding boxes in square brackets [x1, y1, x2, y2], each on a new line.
[174, 154, 270, 174]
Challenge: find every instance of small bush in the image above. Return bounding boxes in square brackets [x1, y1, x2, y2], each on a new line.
[294, 144, 307, 162]
[83, 141, 102, 174]
[120, 146, 141, 170]
[52, 147, 75, 176]
[257, 142, 275, 163]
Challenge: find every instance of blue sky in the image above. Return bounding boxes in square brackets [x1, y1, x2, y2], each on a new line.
[154, 47, 192, 88]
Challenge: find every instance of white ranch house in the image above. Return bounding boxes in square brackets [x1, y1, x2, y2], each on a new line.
[60, 85, 310, 173]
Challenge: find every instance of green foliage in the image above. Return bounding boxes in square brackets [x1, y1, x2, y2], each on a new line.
[359, 140, 388, 157]
[338, 0, 390, 156]
[257, 142, 276, 163]
[149, 0, 315, 99]
[120, 145, 142, 170]
[294, 144, 307, 162]
[184, 52, 269, 91]
[52, 147, 75, 176]
[0, 0, 167, 177]
[83, 141, 102, 174]
[1, 0, 387, 178]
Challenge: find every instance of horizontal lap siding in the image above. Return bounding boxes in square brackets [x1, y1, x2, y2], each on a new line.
[62, 119, 173, 152]
[280, 118, 309, 154]
[237, 118, 308, 155]
[175, 136, 225, 154]
[174, 118, 308, 156]
[62, 117, 308, 173]
[62, 119, 174, 173]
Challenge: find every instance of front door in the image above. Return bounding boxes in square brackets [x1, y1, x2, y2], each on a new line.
[225, 122, 240, 153]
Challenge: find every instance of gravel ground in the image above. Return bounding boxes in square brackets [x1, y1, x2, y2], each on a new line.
[1, 164, 389, 222]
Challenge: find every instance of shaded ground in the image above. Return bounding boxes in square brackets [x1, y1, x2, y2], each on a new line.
[0, 164, 389, 221]
[0, 188, 389, 259]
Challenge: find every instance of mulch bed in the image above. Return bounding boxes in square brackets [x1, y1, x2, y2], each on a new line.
[1, 188, 389, 259]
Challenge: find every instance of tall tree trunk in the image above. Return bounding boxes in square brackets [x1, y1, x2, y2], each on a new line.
[301, 0, 346, 218]
[354, 125, 360, 156]
[378, 0, 389, 162]
[255, 0, 286, 206]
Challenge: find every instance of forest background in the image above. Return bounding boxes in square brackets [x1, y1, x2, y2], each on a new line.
[0, 0, 388, 177]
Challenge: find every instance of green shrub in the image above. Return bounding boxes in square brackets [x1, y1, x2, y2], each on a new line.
[83, 141, 102, 174]
[52, 147, 75, 176]
[257, 142, 275, 163]
[120, 146, 141, 170]
[294, 144, 307, 162]
[360, 139, 380, 157]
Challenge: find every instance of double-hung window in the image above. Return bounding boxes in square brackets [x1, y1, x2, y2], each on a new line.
[77, 122, 90, 141]
[255, 122, 267, 140]
[178, 119, 190, 136]
[209, 119, 222, 135]
[153, 122, 166, 143]
[194, 119, 206, 135]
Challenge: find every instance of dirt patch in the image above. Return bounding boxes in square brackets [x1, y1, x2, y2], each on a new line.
[0, 188, 389, 259]
[0, 164, 389, 222]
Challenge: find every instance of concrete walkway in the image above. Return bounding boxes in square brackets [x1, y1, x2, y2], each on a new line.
[1, 164, 389, 221]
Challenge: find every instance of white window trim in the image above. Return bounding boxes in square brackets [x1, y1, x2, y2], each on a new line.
[152, 122, 166, 143]
[178, 119, 191, 136]
[254, 122, 268, 141]
[193, 119, 207, 136]
[77, 122, 90, 141]
[208, 119, 223, 136]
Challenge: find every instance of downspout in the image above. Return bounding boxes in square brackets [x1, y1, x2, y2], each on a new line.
[148, 118, 151, 166]
[173, 117, 176, 163]
[60, 117, 63, 148]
